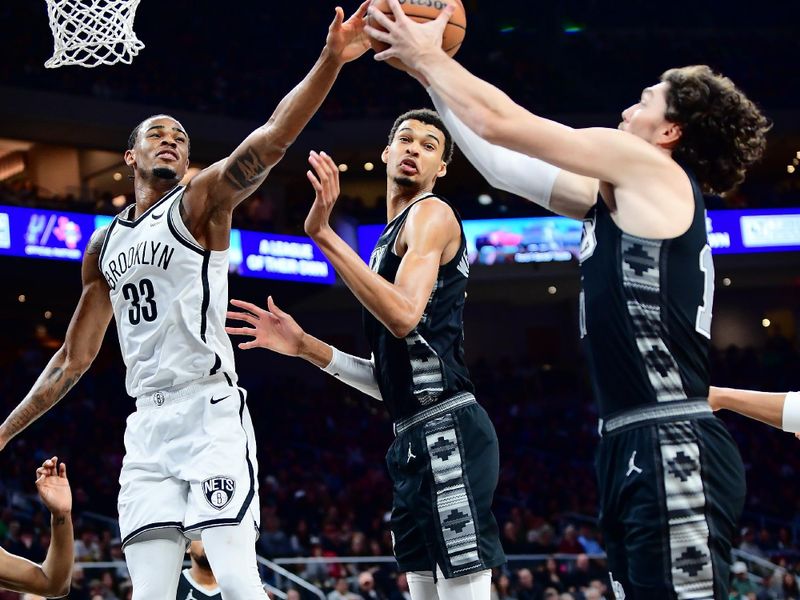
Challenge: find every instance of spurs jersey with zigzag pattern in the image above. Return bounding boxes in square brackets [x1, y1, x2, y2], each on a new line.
[363, 195, 474, 421]
[579, 165, 713, 419]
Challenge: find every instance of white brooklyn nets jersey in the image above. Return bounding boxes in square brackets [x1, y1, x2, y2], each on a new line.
[98, 186, 236, 398]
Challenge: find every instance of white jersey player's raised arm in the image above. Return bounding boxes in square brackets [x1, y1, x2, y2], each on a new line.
[0, 5, 372, 599]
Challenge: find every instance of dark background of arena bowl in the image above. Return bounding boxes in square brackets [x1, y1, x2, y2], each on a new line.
[0, 1, 799, 599]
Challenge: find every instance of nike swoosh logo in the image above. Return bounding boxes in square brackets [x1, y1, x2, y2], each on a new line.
[152, 210, 165, 220]
[210, 395, 230, 405]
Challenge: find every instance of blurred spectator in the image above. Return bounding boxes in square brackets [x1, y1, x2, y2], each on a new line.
[491, 573, 517, 600]
[740, 528, 767, 559]
[516, 568, 543, 600]
[356, 571, 385, 600]
[577, 526, 603, 555]
[328, 577, 356, 600]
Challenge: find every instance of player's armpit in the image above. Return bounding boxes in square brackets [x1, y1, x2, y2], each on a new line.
[550, 170, 600, 220]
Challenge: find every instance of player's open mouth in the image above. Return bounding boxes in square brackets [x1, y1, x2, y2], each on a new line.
[399, 159, 418, 175]
[156, 150, 179, 161]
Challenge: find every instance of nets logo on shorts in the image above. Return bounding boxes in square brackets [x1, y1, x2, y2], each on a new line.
[202, 476, 236, 510]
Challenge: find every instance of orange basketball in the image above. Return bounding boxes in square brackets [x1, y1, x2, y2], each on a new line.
[367, 0, 467, 72]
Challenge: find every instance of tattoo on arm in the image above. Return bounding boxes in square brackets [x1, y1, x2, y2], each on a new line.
[54, 516, 66, 526]
[3, 367, 79, 439]
[224, 147, 267, 191]
[84, 227, 107, 256]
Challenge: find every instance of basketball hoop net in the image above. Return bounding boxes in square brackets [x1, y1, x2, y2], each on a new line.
[44, 0, 145, 68]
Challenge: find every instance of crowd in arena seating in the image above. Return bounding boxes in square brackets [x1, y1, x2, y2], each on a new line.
[0, 4, 799, 593]
[0, 307, 799, 598]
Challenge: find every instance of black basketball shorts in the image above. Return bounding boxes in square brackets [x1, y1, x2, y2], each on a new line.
[386, 393, 506, 579]
[596, 403, 745, 599]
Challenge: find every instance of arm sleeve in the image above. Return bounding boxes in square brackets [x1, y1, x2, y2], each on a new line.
[428, 87, 560, 208]
[783, 391, 800, 432]
[320, 346, 383, 401]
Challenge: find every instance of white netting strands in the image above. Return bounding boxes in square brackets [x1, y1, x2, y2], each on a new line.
[44, 0, 145, 68]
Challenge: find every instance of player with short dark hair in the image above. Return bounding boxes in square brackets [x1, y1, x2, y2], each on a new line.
[177, 541, 221, 600]
[0, 5, 371, 598]
[227, 109, 505, 600]
[365, 3, 770, 598]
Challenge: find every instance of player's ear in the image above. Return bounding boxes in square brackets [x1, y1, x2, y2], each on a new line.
[660, 121, 682, 148]
[381, 146, 390, 164]
[124, 149, 136, 168]
[437, 159, 447, 179]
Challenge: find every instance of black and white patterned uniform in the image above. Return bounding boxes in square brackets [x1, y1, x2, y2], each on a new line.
[580, 167, 745, 599]
[364, 194, 473, 421]
[366, 195, 505, 578]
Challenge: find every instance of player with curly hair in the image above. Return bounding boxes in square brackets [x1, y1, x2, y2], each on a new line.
[365, 3, 770, 598]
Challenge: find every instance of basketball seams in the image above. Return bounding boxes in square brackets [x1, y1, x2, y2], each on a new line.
[376, 11, 467, 30]
[370, 12, 466, 57]
[367, 0, 466, 68]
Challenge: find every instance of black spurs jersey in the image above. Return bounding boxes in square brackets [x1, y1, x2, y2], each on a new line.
[579, 167, 713, 419]
[364, 195, 474, 421]
[176, 569, 222, 600]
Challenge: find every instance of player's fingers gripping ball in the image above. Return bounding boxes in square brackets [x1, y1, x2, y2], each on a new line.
[367, 0, 466, 71]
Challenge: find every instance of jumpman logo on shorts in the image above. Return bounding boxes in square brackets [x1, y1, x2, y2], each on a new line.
[407, 442, 417, 464]
[626, 450, 643, 477]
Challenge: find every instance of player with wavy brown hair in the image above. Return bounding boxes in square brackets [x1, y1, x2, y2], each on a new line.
[365, 3, 770, 598]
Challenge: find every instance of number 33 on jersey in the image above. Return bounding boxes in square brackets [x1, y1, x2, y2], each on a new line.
[99, 186, 237, 399]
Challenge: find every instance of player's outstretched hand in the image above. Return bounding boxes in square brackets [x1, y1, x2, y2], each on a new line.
[304, 151, 340, 238]
[326, 1, 371, 64]
[226, 297, 305, 357]
[366, 0, 454, 70]
[35, 457, 71, 516]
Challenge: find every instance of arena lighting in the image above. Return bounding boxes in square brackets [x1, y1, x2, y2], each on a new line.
[789, 166, 796, 174]
[112, 172, 123, 181]
[477, 193, 493, 205]
[722, 277, 732, 287]
[17, 294, 25, 303]
[364, 162, 374, 171]
[338, 163, 348, 172]
[794, 159, 799, 166]
[563, 23, 584, 34]
[547, 285, 557, 295]
[112, 195, 126, 207]
[44, 311, 52, 319]
[796, 151, 800, 159]
[762, 318, 771, 328]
